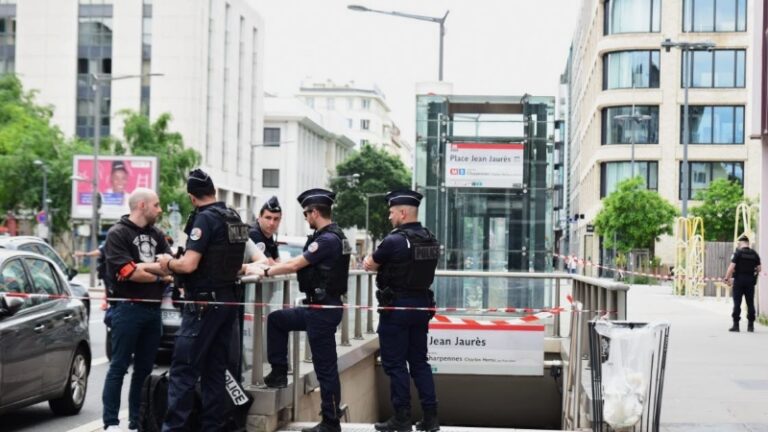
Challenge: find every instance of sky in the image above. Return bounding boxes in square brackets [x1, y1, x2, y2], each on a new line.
[251, 0, 582, 143]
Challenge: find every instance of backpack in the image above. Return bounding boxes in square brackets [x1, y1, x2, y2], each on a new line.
[138, 370, 252, 432]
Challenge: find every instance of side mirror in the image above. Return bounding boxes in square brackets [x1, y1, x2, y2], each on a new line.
[0, 294, 24, 317]
[67, 267, 78, 281]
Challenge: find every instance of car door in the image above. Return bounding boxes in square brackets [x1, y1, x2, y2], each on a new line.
[0, 258, 45, 407]
[22, 257, 78, 393]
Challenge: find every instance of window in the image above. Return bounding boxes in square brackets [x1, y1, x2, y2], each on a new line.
[600, 161, 658, 197]
[25, 258, 61, 297]
[361, 98, 371, 110]
[263, 127, 280, 146]
[347, 97, 354, 109]
[360, 119, 370, 130]
[327, 97, 335, 110]
[604, 0, 660, 34]
[680, 161, 743, 198]
[603, 50, 660, 89]
[0, 259, 30, 294]
[681, 105, 744, 144]
[346, 118, 353, 129]
[262, 169, 279, 188]
[305, 97, 314, 108]
[683, 0, 746, 32]
[360, 139, 370, 146]
[684, 49, 745, 88]
[602, 106, 659, 144]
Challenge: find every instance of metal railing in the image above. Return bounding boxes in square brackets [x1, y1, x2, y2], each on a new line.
[239, 270, 629, 426]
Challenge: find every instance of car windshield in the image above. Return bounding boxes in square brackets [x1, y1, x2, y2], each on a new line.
[278, 245, 304, 260]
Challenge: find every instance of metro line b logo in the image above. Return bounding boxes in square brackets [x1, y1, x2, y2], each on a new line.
[449, 168, 466, 175]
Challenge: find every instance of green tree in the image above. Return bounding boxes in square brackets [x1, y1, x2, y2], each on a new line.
[0, 75, 93, 235]
[330, 145, 411, 251]
[594, 177, 678, 253]
[115, 111, 201, 217]
[690, 178, 752, 241]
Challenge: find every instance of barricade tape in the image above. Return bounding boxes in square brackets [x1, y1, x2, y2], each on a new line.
[2, 291, 615, 316]
[554, 253, 741, 283]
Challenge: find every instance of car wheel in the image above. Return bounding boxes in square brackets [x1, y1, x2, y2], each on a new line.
[105, 327, 112, 361]
[49, 346, 89, 415]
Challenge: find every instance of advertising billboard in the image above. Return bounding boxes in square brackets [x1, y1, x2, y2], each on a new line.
[71, 155, 159, 220]
[445, 142, 524, 189]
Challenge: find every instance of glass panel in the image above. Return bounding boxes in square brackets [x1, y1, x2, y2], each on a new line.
[605, 51, 659, 89]
[603, 106, 659, 144]
[712, 106, 735, 143]
[649, 51, 660, 87]
[732, 162, 744, 183]
[487, 217, 508, 307]
[713, 51, 735, 87]
[693, 0, 715, 31]
[651, 0, 661, 31]
[715, 0, 737, 31]
[690, 162, 710, 197]
[648, 162, 658, 189]
[736, 0, 746, 31]
[0, 260, 30, 294]
[692, 50, 713, 87]
[683, 0, 693, 31]
[688, 106, 712, 143]
[736, 50, 745, 87]
[25, 258, 60, 296]
[461, 216, 484, 309]
[735, 106, 745, 143]
[607, 0, 654, 34]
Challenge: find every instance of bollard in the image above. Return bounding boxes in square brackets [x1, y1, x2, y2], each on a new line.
[251, 280, 264, 387]
[292, 298, 302, 421]
[554, 277, 561, 337]
[340, 294, 351, 346]
[354, 275, 363, 339]
[284, 280, 292, 370]
[366, 273, 375, 333]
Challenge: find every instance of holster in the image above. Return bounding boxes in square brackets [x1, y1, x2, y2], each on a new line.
[302, 288, 328, 305]
[376, 287, 395, 314]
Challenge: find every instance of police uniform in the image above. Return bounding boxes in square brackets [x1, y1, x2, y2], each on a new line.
[249, 196, 281, 260]
[163, 169, 248, 432]
[730, 237, 761, 332]
[264, 189, 350, 432]
[373, 190, 441, 432]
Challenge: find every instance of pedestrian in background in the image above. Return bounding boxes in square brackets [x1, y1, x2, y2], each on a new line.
[102, 188, 172, 432]
[725, 235, 762, 332]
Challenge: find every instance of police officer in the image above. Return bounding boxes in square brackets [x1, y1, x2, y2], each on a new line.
[363, 189, 440, 432]
[725, 235, 762, 332]
[249, 195, 282, 264]
[245, 188, 351, 432]
[157, 169, 249, 431]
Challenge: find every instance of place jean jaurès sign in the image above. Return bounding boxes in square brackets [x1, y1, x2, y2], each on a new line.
[445, 142, 524, 189]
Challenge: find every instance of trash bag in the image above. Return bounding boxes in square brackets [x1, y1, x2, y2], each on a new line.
[593, 321, 666, 429]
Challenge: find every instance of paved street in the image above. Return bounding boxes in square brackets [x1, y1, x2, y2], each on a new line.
[628, 284, 768, 431]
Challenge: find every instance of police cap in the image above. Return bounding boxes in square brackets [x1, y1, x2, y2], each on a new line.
[261, 196, 282, 213]
[187, 168, 215, 196]
[297, 188, 336, 208]
[385, 189, 423, 208]
[738, 235, 750, 243]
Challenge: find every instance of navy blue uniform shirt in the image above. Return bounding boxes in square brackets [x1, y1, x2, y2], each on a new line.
[373, 222, 423, 265]
[303, 223, 343, 268]
[249, 223, 279, 260]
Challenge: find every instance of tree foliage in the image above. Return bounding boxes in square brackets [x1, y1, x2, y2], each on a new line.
[690, 178, 752, 241]
[0, 75, 93, 235]
[330, 145, 411, 249]
[114, 111, 201, 218]
[594, 177, 678, 253]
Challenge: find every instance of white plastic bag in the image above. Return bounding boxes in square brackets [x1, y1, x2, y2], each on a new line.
[593, 321, 666, 429]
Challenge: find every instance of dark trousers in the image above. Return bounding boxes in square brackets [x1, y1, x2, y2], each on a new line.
[732, 280, 756, 323]
[102, 302, 162, 428]
[267, 300, 343, 422]
[377, 297, 437, 411]
[162, 290, 237, 432]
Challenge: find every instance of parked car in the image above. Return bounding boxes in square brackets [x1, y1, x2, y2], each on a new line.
[277, 235, 308, 260]
[0, 236, 90, 319]
[0, 249, 91, 416]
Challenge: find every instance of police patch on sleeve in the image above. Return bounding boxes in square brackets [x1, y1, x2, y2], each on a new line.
[308, 241, 319, 253]
[190, 227, 202, 241]
[256, 242, 266, 252]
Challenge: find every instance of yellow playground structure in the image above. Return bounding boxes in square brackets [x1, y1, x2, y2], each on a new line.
[673, 216, 705, 296]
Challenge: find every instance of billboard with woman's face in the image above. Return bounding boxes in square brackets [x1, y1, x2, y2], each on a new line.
[71, 155, 159, 220]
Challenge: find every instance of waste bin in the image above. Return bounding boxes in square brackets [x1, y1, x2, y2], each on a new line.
[588, 321, 670, 432]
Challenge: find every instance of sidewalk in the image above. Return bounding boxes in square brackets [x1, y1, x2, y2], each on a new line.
[628, 284, 768, 432]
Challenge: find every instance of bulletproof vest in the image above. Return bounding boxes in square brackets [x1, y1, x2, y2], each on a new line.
[249, 225, 279, 260]
[297, 224, 351, 298]
[377, 226, 440, 292]
[735, 247, 760, 277]
[191, 206, 248, 287]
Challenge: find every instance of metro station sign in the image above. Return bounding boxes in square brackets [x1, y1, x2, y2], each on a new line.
[445, 142, 524, 189]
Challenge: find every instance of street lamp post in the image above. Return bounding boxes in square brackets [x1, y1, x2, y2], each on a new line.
[87, 72, 163, 288]
[33, 160, 49, 242]
[364, 192, 387, 254]
[348, 5, 450, 81]
[613, 109, 652, 177]
[661, 39, 715, 217]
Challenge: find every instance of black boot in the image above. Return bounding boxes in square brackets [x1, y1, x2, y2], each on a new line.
[748, 322, 755, 332]
[264, 365, 287, 388]
[729, 320, 740, 332]
[301, 418, 341, 432]
[375, 407, 412, 432]
[415, 408, 439, 432]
